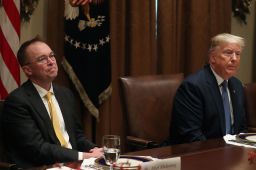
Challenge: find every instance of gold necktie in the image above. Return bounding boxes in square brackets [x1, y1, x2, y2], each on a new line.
[44, 92, 68, 147]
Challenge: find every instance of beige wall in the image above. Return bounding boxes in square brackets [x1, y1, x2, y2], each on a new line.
[20, 0, 48, 83]
[231, 1, 255, 84]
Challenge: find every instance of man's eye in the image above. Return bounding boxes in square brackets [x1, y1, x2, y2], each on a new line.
[224, 50, 233, 55]
[49, 53, 56, 58]
[38, 56, 47, 62]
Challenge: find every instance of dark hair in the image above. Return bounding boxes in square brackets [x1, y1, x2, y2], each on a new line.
[17, 36, 46, 66]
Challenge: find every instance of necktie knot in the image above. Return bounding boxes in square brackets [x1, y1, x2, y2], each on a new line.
[222, 80, 228, 89]
[44, 91, 52, 101]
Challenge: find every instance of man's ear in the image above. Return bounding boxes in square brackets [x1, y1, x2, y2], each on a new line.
[22, 65, 32, 76]
[209, 50, 217, 64]
[209, 55, 216, 64]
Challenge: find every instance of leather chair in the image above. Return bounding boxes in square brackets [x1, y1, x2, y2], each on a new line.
[119, 73, 184, 152]
[0, 100, 20, 170]
[244, 83, 256, 132]
[0, 100, 6, 161]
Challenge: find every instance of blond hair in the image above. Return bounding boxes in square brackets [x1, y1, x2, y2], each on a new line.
[210, 33, 245, 51]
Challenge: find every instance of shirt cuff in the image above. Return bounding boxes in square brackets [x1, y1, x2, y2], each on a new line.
[78, 152, 83, 160]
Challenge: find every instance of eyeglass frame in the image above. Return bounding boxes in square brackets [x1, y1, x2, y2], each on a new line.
[24, 52, 56, 65]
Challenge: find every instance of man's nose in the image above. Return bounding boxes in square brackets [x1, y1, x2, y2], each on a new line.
[231, 53, 240, 60]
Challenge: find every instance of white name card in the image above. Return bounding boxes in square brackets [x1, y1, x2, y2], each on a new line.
[140, 157, 181, 170]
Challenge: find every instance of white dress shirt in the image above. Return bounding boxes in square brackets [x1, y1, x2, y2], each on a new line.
[210, 67, 234, 125]
[33, 83, 83, 160]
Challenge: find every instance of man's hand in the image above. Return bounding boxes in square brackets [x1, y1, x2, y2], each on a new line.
[83, 147, 103, 159]
[69, 0, 92, 7]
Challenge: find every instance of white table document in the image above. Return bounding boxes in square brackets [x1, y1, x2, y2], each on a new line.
[140, 157, 181, 170]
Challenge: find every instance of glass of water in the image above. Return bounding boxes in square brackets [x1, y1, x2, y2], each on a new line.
[102, 135, 121, 170]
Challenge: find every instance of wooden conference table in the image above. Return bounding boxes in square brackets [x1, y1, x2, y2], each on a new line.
[129, 138, 256, 170]
[27, 138, 256, 170]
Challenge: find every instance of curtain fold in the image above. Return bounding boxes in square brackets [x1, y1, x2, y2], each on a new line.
[47, 0, 231, 146]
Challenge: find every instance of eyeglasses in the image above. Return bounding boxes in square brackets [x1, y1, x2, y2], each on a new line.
[222, 50, 241, 58]
[25, 52, 56, 65]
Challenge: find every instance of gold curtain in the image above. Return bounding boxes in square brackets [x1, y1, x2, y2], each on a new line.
[47, 0, 231, 146]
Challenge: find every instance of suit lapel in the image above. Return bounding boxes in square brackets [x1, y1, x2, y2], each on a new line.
[23, 81, 58, 143]
[204, 66, 226, 135]
[53, 86, 69, 127]
[53, 85, 75, 146]
[228, 78, 238, 133]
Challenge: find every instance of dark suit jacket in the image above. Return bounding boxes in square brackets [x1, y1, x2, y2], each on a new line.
[2, 80, 96, 168]
[169, 64, 247, 144]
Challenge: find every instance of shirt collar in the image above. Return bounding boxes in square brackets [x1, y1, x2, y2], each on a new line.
[32, 82, 54, 98]
[210, 66, 227, 86]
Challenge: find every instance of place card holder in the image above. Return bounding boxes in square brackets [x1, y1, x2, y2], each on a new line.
[140, 157, 181, 170]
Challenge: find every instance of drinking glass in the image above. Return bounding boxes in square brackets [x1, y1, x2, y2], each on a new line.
[102, 135, 121, 170]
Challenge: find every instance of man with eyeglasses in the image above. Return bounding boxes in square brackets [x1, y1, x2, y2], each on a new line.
[166, 33, 247, 145]
[2, 37, 103, 168]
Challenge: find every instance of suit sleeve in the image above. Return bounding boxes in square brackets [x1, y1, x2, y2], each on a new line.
[236, 82, 248, 133]
[170, 80, 206, 143]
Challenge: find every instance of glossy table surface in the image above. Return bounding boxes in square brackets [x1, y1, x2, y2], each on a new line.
[27, 138, 256, 170]
[128, 138, 256, 170]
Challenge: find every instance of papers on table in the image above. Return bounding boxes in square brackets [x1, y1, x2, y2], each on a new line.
[140, 157, 181, 170]
[224, 134, 256, 148]
[80, 156, 180, 170]
[80, 157, 98, 169]
[46, 166, 74, 170]
[47, 156, 181, 170]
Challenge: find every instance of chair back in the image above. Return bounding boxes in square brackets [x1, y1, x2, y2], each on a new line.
[244, 83, 256, 132]
[0, 100, 21, 169]
[120, 73, 183, 151]
[0, 100, 6, 161]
